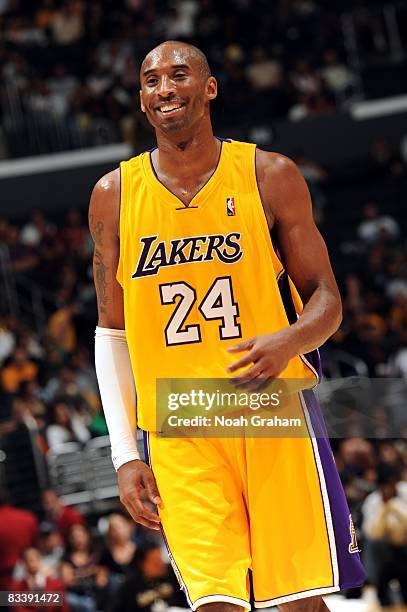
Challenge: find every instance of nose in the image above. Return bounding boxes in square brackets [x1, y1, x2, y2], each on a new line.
[157, 74, 175, 98]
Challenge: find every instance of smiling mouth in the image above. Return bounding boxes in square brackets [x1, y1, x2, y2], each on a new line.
[156, 102, 186, 116]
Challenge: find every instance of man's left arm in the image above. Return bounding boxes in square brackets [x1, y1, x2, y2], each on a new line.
[228, 151, 342, 382]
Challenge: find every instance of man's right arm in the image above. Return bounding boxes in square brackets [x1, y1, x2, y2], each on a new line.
[88, 168, 124, 329]
[89, 170, 161, 530]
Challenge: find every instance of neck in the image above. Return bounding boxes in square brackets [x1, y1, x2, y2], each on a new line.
[153, 116, 219, 180]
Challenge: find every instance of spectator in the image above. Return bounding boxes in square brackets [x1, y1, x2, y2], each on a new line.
[50, 0, 84, 46]
[319, 49, 354, 96]
[17, 327, 45, 361]
[61, 209, 89, 257]
[12, 547, 68, 612]
[46, 401, 91, 449]
[369, 136, 406, 178]
[289, 59, 321, 96]
[96, 40, 132, 77]
[161, 1, 198, 39]
[0, 315, 16, 365]
[357, 202, 400, 243]
[20, 209, 54, 248]
[41, 489, 85, 544]
[1, 347, 38, 394]
[47, 64, 79, 116]
[70, 347, 100, 400]
[292, 149, 328, 214]
[61, 524, 104, 612]
[18, 381, 46, 421]
[11, 397, 42, 444]
[99, 512, 137, 594]
[246, 46, 282, 92]
[362, 465, 407, 606]
[37, 522, 65, 578]
[46, 304, 80, 356]
[0, 489, 39, 590]
[35, 0, 57, 30]
[6, 225, 39, 273]
[112, 543, 188, 612]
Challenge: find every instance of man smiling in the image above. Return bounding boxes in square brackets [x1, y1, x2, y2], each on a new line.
[90, 41, 365, 612]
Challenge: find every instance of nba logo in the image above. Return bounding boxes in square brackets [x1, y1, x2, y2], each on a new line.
[226, 197, 235, 216]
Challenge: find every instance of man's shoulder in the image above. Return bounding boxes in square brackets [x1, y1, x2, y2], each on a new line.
[255, 149, 307, 220]
[226, 139, 300, 185]
[89, 167, 121, 235]
[256, 148, 299, 181]
[93, 167, 120, 195]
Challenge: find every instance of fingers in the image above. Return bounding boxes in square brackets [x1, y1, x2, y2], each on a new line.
[238, 374, 272, 392]
[229, 361, 264, 386]
[143, 471, 162, 506]
[226, 338, 254, 354]
[132, 512, 161, 531]
[121, 491, 161, 531]
[227, 349, 258, 373]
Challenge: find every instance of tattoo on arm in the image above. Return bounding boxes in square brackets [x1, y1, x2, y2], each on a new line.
[94, 221, 104, 246]
[89, 215, 105, 246]
[94, 248, 108, 313]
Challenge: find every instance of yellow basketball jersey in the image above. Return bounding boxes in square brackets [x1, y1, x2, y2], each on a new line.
[117, 138, 318, 431]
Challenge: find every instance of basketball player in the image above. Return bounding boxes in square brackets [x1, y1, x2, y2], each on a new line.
[90, 41, 365, 611]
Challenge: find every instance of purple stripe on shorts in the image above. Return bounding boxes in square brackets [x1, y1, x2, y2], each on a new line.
[302, 389, 366, 590]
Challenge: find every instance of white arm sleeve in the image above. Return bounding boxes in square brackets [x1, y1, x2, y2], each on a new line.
[94, 326, 140, 470]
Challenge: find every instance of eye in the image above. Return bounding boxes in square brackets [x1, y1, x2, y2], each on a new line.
[146, 77, 158, 86]
[174, 72, 186, 79]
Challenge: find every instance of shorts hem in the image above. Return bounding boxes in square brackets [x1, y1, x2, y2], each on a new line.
[192, 594, 251, 611]
[254, 585, 341, 607]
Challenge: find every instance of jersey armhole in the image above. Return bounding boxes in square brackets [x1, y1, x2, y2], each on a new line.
[116, 161, 127, 289]
[248, 145, 285, 279]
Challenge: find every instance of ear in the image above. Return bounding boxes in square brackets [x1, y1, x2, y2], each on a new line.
[206, 76, 217, 101]
[140, 90, 146, 113]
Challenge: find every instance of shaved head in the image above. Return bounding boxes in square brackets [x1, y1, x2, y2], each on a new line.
[141, 41, 211, 82]
[139, 40, 217, 135]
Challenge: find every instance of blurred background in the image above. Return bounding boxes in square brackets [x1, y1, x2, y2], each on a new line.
[0, 0, 406, 611]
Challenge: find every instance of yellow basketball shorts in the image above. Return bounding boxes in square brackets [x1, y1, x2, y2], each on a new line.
[143, 391, 365, 609]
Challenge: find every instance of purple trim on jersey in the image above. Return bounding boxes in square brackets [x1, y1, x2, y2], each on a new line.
[277, 271, 323, 380]
[302, 389, 366, 590]
[142, 429, 148, 461]
[304, 348, 323, 380]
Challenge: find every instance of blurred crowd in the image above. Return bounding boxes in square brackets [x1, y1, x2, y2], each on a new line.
[0, 207, 104, 452]
[0, 0, 361, 156]
[0, 487, 188, 612]
[328, 138, 407, 384]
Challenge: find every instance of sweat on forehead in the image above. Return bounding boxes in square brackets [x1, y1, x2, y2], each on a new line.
[141, 41, 211, 79]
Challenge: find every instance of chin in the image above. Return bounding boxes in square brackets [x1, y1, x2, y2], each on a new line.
[159, 119, 189, 134]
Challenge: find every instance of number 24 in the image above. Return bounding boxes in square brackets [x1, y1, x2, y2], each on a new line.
[159, 276, 242, 346]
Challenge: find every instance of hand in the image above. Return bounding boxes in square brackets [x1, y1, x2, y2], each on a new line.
[227, 331, 295, 389]
[118, 459, 162, 530]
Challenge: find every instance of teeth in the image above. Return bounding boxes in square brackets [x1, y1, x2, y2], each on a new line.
[160, 104, 182, 112]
